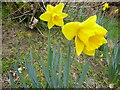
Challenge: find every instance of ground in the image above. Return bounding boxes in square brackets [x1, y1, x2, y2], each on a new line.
[2, 2, 119, 88]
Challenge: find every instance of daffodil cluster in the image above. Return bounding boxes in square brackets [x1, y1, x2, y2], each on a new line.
[102, 3, 110, 11]
[39, 3, 108, 56]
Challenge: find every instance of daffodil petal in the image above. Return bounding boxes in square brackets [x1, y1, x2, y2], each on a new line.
[53, 17, 64, 26]
[48, 21, 54, 29]
[104, 3, 109, 8]
[86, 35, 107, 51]
[102, 3, 110, 11]
[115, 9, 119, 13]
[40, 12, 51, 21]
[54, 3, 64, 12]
[78, 15, 107, 45]
[82, 15, 97, 24]
[78, 28, 95, 45]
[102, 7, 106, 11]
[77, 15, 97, 45]
[40, 3, 67, 29]
[95, 24, 108, 35]
[47, 5, 54, 12]
[75, 36, 84, 56]
[59, 13, 68, 18]
[62, 22, 80, 40]
[52, 13, 66, 26]
[83, 48, 95, 56]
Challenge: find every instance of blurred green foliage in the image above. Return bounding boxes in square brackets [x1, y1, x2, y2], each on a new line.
[2, 2, 119, 88]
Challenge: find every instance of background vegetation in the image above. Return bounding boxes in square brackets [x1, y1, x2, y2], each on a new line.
[2, 1, 120, 88]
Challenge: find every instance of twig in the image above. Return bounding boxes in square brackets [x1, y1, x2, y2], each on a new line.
[29, 2, 38, 26]
[51, 27, 61, 38]
[41, 0, 46, 11]
[36, 27, 47, 38]
[12, 13, 32, 20]
[65, 2, 71, 14]
[4, 2, 28, 19]
[38, 3, 45, 12]
[12, 14, 25, 20]
[19, 16, 26, 23]
[91, 2, 106, 8]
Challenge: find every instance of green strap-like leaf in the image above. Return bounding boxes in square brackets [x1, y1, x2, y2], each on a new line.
[48, 29, 53, 69]
[77, 60, 89, 88]
[58, 53, 63, 87]
[8, 72, 16, 88]
[50, 44, 58, 88]
[24, 58, 40, 88]
[117, 43, 120, 64]
[40, 56, 51, 87]
[63, 40, 72, 87]
[30, 50, 33, 65]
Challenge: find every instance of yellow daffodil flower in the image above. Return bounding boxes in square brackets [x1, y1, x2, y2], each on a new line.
[102, 3, 110, 11]
[115, 9, 119, 13]
[39, 3, 68, 29]
[62, 15, 108, 56]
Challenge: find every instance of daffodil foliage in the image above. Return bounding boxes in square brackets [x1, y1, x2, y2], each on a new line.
[62, 15, 108, 56]
[40, 3, 68, 29]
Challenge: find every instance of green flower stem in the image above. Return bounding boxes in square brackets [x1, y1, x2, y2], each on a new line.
[48, 29, 52, 69]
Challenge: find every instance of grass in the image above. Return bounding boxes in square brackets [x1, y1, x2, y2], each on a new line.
[2, 18, 119, 88]
[2, 2, 119, 88]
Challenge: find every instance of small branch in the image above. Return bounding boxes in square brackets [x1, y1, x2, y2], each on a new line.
[19, 16, 26, 23]
[12, 11, 31, 19]
[36, 27, 47, 38]
[4, 2, 28, 19]
[41, 0, 46, 11]
[91, 2, 105, 8]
